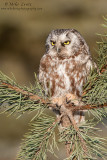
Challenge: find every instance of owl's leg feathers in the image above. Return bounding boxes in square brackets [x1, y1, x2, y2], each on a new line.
[51, 93, 85, 124]
[51, 93, 82, 107]
[51, 96, 64, 107]
[65, 93, 84, 107]
[65, 93, 79, 105]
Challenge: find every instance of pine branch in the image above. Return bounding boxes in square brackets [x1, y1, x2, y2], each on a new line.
[0, 72, 47, 118]
[0, 17, 107, 160]
[0, 82, 47, 103]
[0, 81, 107, 112]
[17, 114, 58, 160]
[59, 120, 107, 160]
[64, 110, 88, 157]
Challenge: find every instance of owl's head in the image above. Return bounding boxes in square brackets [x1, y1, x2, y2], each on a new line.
[45, 29, 90, 59]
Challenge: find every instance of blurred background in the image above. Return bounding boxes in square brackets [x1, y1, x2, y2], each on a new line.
[0, 0, 106, 159]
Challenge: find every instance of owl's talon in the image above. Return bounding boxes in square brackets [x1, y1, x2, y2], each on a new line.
[56, 104, 59, 108]
[65, 93, 80, 106]
[71, 102, 75, 106]
[56, 103, 61, 109]
[66, 98, 71, 104]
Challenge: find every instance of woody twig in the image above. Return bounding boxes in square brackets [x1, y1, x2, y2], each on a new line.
[0, 82, 106, 112]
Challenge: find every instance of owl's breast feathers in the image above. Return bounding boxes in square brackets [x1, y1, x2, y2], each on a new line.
[39, 54, 93, 97]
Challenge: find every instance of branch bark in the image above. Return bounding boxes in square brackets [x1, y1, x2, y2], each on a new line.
[1, 82, 107, 112]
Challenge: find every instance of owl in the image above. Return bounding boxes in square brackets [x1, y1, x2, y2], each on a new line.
[39, 29, 96, 123]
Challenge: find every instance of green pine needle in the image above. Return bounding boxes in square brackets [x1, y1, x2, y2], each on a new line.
[17, 114, 58, 160]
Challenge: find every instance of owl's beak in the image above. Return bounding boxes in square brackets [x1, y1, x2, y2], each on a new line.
[56, 47, 61, 53]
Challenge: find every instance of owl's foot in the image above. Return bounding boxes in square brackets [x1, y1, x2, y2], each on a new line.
[65, 93, 79, 106]
[51, 96, 64, 107]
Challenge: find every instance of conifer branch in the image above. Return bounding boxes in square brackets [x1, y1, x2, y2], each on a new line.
[0, 82, 47, 103]
[0, 17, 107, 160]
[64, 110, 88, 157]
[17, 114, 58, 160]
[0, 81, 107, 112]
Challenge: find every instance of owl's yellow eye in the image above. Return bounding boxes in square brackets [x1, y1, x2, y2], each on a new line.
[51, 41, 56, 46]
[64, 41, 70, 45]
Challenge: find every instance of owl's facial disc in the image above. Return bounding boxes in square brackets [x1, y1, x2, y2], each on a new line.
[46, 30, 81, 58]
[49, 36, 72, 58]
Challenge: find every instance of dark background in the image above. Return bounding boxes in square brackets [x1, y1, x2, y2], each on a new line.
[0, 0, 106, 159]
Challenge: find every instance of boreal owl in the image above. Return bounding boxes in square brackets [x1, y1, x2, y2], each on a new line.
[39, 29, 96, 123]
